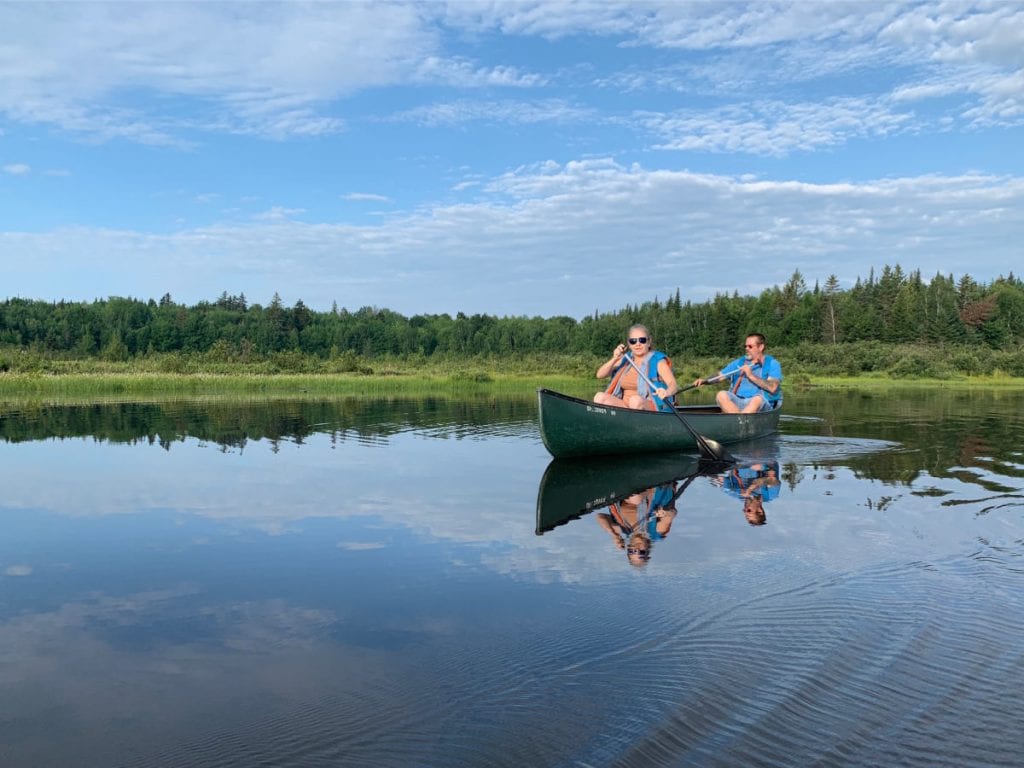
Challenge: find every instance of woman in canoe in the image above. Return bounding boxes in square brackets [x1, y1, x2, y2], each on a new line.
[594, 324, 679, 411]
[595, 483, 678, 567]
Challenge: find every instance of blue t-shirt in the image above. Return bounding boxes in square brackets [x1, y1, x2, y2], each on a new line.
[722, 354, 783, 403]
[722, 462, 781, 502]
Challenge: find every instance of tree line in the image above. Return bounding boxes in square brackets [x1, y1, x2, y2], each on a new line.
[1, 266, 1022, 366]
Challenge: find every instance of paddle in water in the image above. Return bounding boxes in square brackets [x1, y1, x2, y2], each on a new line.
[620, 354, 736, 464]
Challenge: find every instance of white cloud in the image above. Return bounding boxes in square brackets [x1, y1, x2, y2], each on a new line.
[254, 206, 305, 221]
[441, 1, 902, 48]
[343, 193, 391, 202]
[3, 161, 1021, 316]
[3, 163, 31, 175]
[415, 56, 546, 87]
[0, 3, 434, 140]
[390, 98, 593, 127]
[0, 1, 1019, 148]
[637, 97, 913, 156]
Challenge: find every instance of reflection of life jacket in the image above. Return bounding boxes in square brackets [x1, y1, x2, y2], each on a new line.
[605, 350, 675, 411]
[608, 483, 674, 540]
[722, 463, 781, 502]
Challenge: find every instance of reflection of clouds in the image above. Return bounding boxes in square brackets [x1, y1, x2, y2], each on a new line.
[337, 541, 387, 550]
[198, 600, 336, 652]
[0, 430, 916, 588]
[2, 430, 1018, 588]
[0, 587, 448, 766]
[4, 564, 32, 576]
[0, 588, 337, 662]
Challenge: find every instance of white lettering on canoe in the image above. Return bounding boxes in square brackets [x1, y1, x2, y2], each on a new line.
[586, 406, 616, 416]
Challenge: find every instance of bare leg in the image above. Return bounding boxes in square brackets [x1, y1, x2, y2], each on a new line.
[626, 394, 652, 410]
[716, 390, 739, 413]
[594, 392, 627, 407]
[740, 395, 765, 414]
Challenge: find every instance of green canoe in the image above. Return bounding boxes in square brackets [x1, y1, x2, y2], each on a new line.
[535, 451, 708, 534]
[537, 387, 781, 459]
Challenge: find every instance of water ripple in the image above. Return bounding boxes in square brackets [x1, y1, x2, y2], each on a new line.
[542, 559, 1024, 767]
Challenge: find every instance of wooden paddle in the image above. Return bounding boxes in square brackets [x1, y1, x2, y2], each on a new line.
[620, 354, 735, 464]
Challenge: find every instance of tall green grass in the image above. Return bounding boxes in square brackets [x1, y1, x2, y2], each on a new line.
[0, 344, 1021, 402]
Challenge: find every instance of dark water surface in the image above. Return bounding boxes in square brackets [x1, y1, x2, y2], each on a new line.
[1, 388, 1023, 767]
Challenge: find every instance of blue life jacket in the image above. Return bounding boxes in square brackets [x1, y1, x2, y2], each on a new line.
[607, 350, 675, 412]
[724, 354, 783, 405]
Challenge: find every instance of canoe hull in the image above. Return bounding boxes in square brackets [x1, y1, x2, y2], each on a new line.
[537, 388, 781, 458]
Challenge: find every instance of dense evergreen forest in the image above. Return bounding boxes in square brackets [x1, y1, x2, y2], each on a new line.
[2, 266, 1023, 377]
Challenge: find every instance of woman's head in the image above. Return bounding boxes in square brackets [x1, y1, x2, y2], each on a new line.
[626, 533, 652, 567]
[627, 324, 652, 353]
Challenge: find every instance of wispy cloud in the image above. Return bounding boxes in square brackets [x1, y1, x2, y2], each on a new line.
[390, 98, 593, 127]
[0, 3, 433, 141]
[253, 206, 305, 222]
[0, 2, 1019, 148]
[415, 56, 546, 87]
[343, 193, 391, 203]
[3, 163, 31, 175]
[4, 161, 1021, 316]
[637, 97, 913, 156]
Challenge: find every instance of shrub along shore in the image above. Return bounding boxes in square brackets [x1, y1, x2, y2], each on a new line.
[1, 341, 1022, 401]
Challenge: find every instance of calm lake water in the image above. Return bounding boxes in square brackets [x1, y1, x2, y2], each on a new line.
[2, 387, 1023, 767]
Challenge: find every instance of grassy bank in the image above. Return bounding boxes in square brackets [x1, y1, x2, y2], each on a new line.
[1, 345, 1022, 401]
[1, 369, 1022, 404]
[0, 371, 591, 398]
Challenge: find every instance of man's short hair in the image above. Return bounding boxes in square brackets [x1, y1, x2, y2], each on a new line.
[746, 332, 767, 347]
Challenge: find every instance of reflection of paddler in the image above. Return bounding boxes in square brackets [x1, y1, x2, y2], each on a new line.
[596, 483, 677, 567]
[716, 462, 780, 526]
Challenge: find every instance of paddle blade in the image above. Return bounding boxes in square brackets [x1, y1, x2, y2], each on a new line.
[695, 434, 735, 464]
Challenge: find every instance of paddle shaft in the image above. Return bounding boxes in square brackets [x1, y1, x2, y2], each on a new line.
[672, 367, 743, 396]
[619, 354, 734, 463]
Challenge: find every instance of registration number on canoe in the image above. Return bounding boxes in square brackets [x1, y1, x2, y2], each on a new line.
[586, 405, 617, 416]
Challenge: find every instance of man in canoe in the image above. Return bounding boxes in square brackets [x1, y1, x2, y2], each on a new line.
[711, 461, 780, 526]
[593, 324, 680, 411]
[694, 332, 783, 414]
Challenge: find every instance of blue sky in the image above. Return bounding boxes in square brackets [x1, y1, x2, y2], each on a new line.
[1, 1, 1022, 317]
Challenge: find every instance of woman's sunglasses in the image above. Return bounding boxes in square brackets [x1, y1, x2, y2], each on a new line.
[628, 337, 648, 345]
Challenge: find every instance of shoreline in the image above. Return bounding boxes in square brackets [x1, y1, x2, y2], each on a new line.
[1, 370, 1022, 404]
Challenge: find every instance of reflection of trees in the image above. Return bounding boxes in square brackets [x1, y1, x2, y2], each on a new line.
[0, 396, 537, 450]
[784, 388, 1024, 491]
[781, 461, 802, 491]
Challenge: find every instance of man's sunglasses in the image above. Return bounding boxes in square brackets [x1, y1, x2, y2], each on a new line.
[628, 337, 648, 345]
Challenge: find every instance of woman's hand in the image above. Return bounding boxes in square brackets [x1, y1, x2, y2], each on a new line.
[613, 344, 625, 359]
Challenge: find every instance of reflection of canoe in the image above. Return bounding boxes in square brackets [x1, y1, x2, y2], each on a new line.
[537, 388, 782, 459]
[536, 451, 705, 535]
